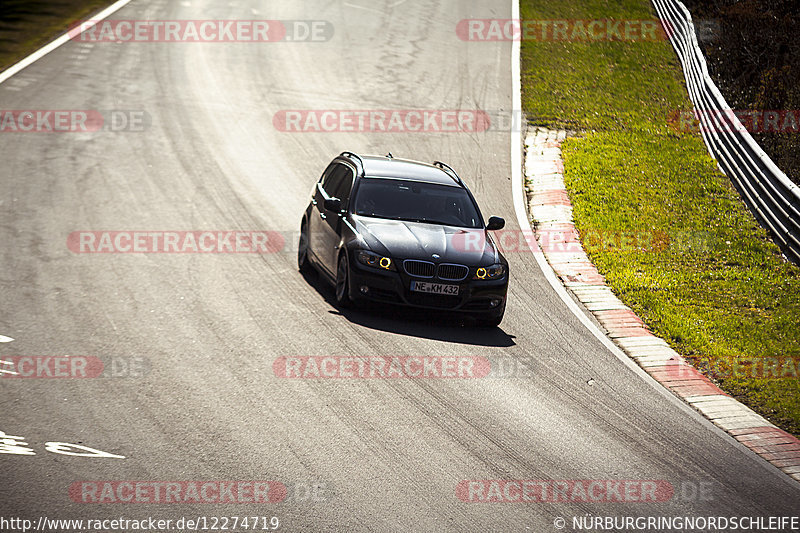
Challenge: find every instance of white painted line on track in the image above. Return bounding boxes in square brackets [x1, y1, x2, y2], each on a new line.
[344, 0, 406, 12]
[0, 335, 14, 342]
[0, 359, 19, 375]
[0, 0, 135, 86]
[343, 2, 385, 12]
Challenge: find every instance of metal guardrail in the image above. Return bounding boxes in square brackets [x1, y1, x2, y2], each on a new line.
[652, 0, 800, 263]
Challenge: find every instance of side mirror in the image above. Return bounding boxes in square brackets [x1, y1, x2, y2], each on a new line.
[324, 198, 342, 213]
[486, 216, 505, 231]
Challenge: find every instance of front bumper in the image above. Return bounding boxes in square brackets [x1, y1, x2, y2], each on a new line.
[347, 259, 507, 315]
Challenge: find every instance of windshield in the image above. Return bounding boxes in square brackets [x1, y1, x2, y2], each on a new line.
[353, 177, 483, 228]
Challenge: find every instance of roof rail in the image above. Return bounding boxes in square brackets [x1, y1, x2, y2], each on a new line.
[340, 151, 365, 176]
[433, 161, 463, 186]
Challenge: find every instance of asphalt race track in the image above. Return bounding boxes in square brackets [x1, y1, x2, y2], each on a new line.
[1, 1, 798, 531]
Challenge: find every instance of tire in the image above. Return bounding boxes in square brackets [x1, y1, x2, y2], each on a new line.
[335, 253, 353, 307]
[298, 221, 312, 274]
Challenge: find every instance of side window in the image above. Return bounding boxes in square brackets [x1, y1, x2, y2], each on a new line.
[321, 164, 345, 195]
[318, 163, 336, 185]
[330, 165, 355, 207]
[323, 164, 354, 202]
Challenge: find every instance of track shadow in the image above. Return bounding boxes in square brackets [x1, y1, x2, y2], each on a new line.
[300, 269, 516, 347]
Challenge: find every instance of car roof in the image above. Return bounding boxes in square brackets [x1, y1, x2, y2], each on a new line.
[348, 155, 462, 187]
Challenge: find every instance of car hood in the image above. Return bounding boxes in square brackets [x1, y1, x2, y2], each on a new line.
[352, 215, 499, 265]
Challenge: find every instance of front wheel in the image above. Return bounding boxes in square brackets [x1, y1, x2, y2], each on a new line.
[298, 221, 312, 274]
[335, 253, 353, 307]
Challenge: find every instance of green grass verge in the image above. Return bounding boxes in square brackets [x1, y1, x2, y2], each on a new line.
[0, 0, 117, 73]
[521, 0, 800, 435]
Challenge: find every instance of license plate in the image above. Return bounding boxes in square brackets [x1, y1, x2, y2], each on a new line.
[410, 281, 459, 295]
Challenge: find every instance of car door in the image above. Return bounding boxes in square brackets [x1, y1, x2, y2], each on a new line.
[308, 163, 336, 272]
[310, 163, 352, 276]
[321, 163, 356, 273]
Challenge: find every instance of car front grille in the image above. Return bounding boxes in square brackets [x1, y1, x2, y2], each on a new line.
[437, 263, 469, 281]
[403, 260, 435, 278]
[403, 260, 469, 281]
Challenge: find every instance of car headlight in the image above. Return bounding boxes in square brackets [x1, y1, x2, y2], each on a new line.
[473, 264, 505, 280]
[357, 250, 395, 271]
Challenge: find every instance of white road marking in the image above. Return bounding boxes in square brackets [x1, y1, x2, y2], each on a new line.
[0, 335, 14, 342]
[0, 431, 34, 454]
[0, 429, 126, 458]
[44, 442, 125, 458]
[0, 358, 19, 375]
[0, 0, 135, 86]
[105, 312, 118, 331]
[344, 1, 404, 12]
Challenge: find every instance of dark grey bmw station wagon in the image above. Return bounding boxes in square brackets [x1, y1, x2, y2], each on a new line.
[298, 152, 509, 326]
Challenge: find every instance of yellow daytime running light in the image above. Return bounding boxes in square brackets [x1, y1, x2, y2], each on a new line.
[476, 267, 487, 279]
[379, 257, 392, 269]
